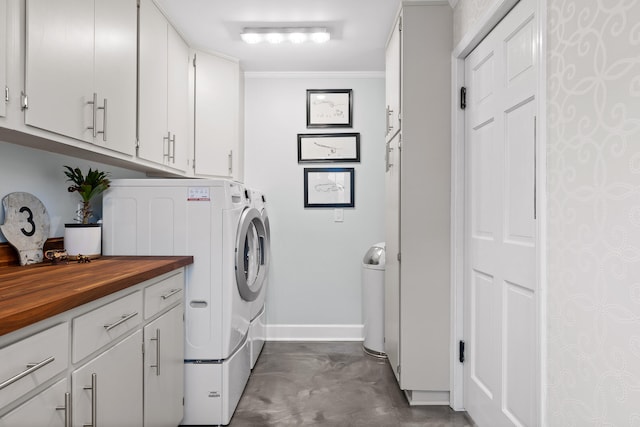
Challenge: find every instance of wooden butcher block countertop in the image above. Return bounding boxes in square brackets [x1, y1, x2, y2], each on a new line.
[0, 256, 193, 336]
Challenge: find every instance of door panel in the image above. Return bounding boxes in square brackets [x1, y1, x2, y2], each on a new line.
[463, 0, 538, 425]
[384, 133, 400, 379]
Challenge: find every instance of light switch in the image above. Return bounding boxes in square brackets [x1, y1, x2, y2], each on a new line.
[334, 209, 344, 222]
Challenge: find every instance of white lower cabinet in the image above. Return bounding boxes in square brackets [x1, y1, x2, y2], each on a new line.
[0, 269, 186, 426]
[72, 330, 143, 427]
[0, 379, 69, 427]
[144, 305, 184, 427]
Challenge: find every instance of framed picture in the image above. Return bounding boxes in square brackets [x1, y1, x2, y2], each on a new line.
[304, 168, 355, 208]
[297, 133, 360, 163]
[306, 89, 353, 128]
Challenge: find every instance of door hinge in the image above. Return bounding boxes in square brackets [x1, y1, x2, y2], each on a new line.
[398, 16, 402, 32]
[459, 340, 465, 363]
[4, 86, 8, 103]
[193, 53, 197, 67]
[460, 87, 466, 110]
[142, 342, 145, 355]
[397, 252, 401, 262]
[397, 365, 401, 374]
[20, 91, 28, 110]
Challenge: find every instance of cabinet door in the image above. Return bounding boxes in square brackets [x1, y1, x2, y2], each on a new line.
[144, 305, 184, 427]
[194, 51, 239, 178]
[94, 0, 136, 156]
[385, 14, 401, 143]
[0, 379, 69, 427]
[166, 25, 189, 172]
[72, 331, 142, 427]
[0, 0, 6, 118]
[25, 0, 94, 142]
[138, 0, 168, 165]
[384, 132, 401, 381]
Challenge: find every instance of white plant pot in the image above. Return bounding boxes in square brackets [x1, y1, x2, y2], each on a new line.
[64, 224, 102, 258]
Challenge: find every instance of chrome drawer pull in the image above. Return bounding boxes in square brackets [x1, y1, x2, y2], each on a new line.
[103, 312, 138, 331]
[0, 356, 55, 390]
[161, 288, 181, 300]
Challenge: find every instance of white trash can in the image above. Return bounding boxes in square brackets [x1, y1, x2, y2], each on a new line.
[362, 242, 386, 358]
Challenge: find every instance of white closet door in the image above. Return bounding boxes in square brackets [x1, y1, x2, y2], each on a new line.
[463, 0, 538, 425]
[167, 25, 189, 172]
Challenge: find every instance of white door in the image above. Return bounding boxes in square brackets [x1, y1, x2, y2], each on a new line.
[94, 0, 137, 156]
[72, 331, 143, 427]
[167, 25, 190, 172]
[463, 0, 538, 425]
[0, 379, 68, 427]
[194, 51, 240, 178]
[384, 13, 401, 143]
[144, 305, 184, 427]
[383, 131, 401, 380]
[0, 0, 6, 118]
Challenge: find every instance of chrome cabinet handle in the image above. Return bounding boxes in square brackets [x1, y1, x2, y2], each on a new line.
[150, 329, 161, 376]
[97, 98, 107, 142]
[161, 288, 181, 300]
[385, 143, 393, 172]
[103, 312, 138, 331]
[56, 392, 72, 427]
[387, 107, 394, 133]
[533, 115, 537, 220]
[228, 150, 233, 175]
[0, 356, 55, 390]
[163, 132, 171, 160]
[87, 93, 97, 138]
[83, 373, 97, 427]
[169, 133, 176, 162]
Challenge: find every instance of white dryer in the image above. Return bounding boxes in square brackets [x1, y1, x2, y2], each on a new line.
[102, 178, 268, 426]
[246, 189, 271, 369]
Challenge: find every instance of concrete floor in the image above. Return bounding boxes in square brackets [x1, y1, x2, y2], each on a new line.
[230, 342, 473, 426]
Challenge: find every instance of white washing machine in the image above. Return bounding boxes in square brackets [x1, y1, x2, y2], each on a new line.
[247, 189, 270, 369]
[102, 178, 268, 426]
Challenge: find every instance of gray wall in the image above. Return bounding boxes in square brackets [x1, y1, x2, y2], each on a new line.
[0, 141, 144, 242]
[243, 73, 385, 338]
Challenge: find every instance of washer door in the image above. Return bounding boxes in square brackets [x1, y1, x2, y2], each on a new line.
[235, 207, 269, 302]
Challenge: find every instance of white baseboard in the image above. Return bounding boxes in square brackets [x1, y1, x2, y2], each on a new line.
[266, 324, 364, 341]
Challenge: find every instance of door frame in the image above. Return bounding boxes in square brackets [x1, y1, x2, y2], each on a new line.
[449, 0, 548, 424]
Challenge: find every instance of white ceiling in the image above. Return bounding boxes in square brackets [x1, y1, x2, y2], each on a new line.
[153, 0, 451, 72]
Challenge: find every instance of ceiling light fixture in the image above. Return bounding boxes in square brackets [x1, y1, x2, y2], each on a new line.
[241, 27, 331, 45]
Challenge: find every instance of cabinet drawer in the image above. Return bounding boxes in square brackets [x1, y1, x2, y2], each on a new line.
[0, 378, 68, 426]
[72, 291, 142, 363]
[144, 270, 184, 319]
[0, 323, 68, 409]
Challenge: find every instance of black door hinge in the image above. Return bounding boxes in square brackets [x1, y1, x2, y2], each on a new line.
[460, 87, 466, 110]
[459, 340, 465, 363]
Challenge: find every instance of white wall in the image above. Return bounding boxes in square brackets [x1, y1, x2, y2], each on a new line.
[0, 141, 145, 242]
[455, 0, 640, 424]
[244, 73, 385, 339]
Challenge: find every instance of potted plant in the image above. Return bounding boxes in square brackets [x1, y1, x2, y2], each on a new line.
[63, 166, 111, 258]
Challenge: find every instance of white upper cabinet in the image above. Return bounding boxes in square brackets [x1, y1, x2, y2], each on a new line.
[385, 14, 401, 143]
[24, 0, 136, 156]
[138, 0, 189, 172]
[0, 0, 7, 118]
[193, 50, 242, 179]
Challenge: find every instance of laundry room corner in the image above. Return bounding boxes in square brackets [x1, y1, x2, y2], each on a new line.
[243, 73, 386, 341]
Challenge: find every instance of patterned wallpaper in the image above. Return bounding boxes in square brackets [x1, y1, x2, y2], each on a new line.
[454, 0, 640, 425]
[547, 0, 640, 425]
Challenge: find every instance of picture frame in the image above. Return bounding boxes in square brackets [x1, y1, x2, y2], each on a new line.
[297, 133, 360, 163]
[306, 89, 353, 128]
[304, 167, 355, 208]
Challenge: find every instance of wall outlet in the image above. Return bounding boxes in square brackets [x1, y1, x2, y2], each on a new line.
[334, 209, 344, 222]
